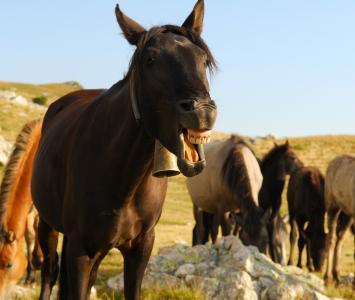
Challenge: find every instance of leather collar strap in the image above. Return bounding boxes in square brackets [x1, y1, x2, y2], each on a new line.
[129, 69, 142, 123]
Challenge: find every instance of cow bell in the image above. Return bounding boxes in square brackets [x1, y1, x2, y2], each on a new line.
[152, 140, 180, 177]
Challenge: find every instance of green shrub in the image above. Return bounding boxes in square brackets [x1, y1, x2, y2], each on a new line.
[32, 96, 47, 106]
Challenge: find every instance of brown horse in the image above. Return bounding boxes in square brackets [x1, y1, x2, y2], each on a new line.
[31, 1, 217, 299]
[324, 154, 354, 284]
[187, 135, 271, 253]
[0, 119, 43, 297]
[287, 166, 327, 272]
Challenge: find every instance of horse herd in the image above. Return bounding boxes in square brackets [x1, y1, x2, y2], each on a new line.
[0, 1, 353, 299]
[186, 135, 354, 282]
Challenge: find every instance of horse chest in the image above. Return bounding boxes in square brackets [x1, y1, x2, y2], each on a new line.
[80, 176, 167, 250]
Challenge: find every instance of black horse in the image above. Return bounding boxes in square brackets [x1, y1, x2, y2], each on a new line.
[31, 1, 217, 299]
[258, 141, 302, 263]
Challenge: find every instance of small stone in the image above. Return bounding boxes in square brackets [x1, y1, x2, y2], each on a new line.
[175, 263, 196, 278]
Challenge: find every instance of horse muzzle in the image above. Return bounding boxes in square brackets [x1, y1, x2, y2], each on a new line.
[177, 98, 217, 130]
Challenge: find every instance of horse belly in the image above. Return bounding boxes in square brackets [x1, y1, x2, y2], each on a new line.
[329, 166, 355, 217]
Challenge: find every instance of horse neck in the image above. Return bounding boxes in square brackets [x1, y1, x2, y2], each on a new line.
[260, 160, 285, 192]
[87, 81, 156, 197]
[0, 126, 41, 238]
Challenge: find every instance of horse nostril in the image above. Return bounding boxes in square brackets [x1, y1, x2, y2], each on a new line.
[178, 100, 195, 112]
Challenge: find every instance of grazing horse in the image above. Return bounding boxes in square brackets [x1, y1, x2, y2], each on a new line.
[258, 141, 302, 263]
[0, 119, 43, 297]
[287, 166, 327, 272]
[324, 155, 355, 284]
[187, 135, 271, 253]
[31, 1, 217, 299]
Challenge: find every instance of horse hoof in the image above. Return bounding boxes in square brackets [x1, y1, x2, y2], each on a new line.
[307, 265, 315, 272]
[24, 276, 36, 286]
[324, 276, 334, 286]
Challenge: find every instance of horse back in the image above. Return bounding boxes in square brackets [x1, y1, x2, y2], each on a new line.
[186, 137, 262, 213]
[287, 166, 325, 218]
[325, 154, 355, 216]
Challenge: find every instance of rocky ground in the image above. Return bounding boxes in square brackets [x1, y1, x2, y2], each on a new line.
[108, 236, 343, 300]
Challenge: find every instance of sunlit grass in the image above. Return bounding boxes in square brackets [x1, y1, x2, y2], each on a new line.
[0, 82, 354, 299]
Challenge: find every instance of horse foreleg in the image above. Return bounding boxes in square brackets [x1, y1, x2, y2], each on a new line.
[297, 231, 306, 269]
[324, 207, 341, 284]
[38, 218, 59, 300]
[333, 214, 353, 283]
[120, 229, 155, 300]
[220, 213, 230, 237]
[24, 209, 36, 285]
[209, 213, 219, 244]
[65, 233, 93, 300]
[268, 218, 276, 262]
[192, 205, 207, 245]
[288, 217, 298, 266]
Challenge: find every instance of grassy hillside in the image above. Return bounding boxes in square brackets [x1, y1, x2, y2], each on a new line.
[0, 82, 353, 299]
[0, 81, 82, 105]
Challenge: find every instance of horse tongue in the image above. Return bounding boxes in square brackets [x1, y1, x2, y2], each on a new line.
[184, 133, 199, 162]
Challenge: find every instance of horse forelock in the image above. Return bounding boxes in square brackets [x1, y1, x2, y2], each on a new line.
[221, 136, 260, 213]
[0, 119, 42, 227]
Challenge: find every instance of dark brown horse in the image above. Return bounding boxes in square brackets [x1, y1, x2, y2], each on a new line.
[0, 119, 43, 297]
[258, 141, 302, 263]
[31, 1, 217, 299]
[287, 166, 327, 272]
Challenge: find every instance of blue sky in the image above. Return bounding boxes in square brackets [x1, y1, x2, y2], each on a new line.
[1, 1, 354, 137]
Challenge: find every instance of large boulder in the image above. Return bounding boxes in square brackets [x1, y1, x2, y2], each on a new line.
[108, 236, 340, 300]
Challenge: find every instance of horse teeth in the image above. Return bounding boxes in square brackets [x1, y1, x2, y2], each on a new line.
[187, 134, 211, 144]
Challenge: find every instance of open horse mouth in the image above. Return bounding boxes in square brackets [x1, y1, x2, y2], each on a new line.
[177, 129, 211, 177]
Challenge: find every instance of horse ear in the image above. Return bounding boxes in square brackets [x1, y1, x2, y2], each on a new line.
[115, 4, 146, 45]
[285, 139, 290, 147]
[6, 231, 16, 243]
[182, 0, 204, 37]
[274, 141, 278, 147]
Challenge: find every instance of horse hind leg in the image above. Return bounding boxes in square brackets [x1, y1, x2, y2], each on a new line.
[324, 207, 341, 284]
[333, 213, 353, 284]
[38, 218, 59, 300]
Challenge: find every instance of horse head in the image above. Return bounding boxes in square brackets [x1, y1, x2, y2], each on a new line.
[233, 207, 272, 254]
[272, 140, 303, 179]
[116, 0, 217, 177]
[0, 229, 26, 298]
[308, 224, 327, 272]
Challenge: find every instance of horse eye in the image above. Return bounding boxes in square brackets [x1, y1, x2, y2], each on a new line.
[147, 57, 155, 65]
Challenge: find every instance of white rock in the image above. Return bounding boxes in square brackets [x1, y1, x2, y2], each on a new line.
[0, 135, 13, 166]
[107, 236, 333, 300]
[175, 263, 196, 278]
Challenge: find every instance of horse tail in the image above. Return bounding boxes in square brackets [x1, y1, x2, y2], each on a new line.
[0, 118, 43, 230]
[58, 235, 68, 300]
